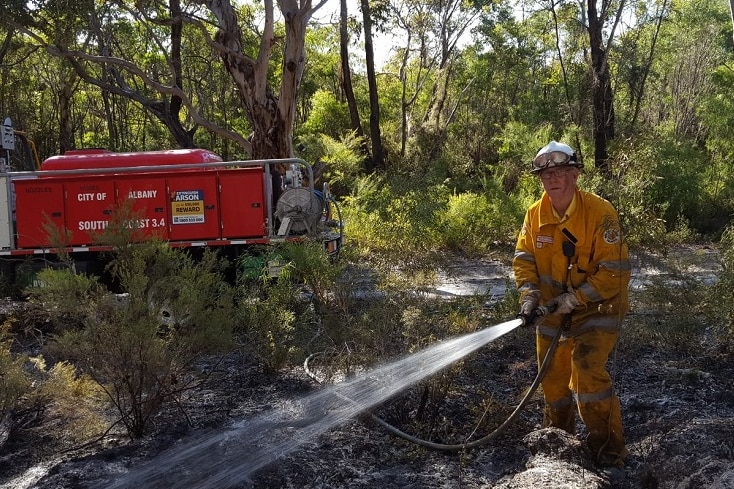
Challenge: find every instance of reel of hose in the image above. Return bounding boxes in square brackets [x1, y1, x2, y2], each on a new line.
[275, 187, 325, 234]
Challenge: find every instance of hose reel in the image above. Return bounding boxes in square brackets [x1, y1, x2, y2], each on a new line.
[275, 187, 325, 235]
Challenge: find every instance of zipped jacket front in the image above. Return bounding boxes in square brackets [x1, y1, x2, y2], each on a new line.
[513, 188, 631, 336]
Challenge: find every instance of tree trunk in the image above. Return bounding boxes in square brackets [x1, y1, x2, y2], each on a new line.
[399, 33, 411, 157]
[209, 0, 314, 167]
[587, 0, 614, 175]
[0, 29, 12, 65]
[209, 0, 283, 160]
[630, 0, 668, 131]
[169, 0, 185, 129]
[340, 0, 364, 137]
[360, 0, 385, 172]
[57, 70, 76, 153]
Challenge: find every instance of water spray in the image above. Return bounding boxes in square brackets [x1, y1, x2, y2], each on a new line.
[360, 308, 564, 452]
[102, 318, 524, 488]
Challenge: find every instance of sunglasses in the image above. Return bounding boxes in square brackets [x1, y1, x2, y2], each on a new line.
[532, 151, 572, 170]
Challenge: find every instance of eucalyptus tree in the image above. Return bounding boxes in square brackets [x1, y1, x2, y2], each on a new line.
[1, 1, 90, 153]
[524, 0, 627, 173]
[620, 0, 734, 234]
[0, 26, 12, 66]
[613, 0, 731, 141]
[656, 0, 730, 140]
[458, 8, 550, 166]
[0, 23, 43, 140]
[585, 0, 628, 173]
[614, 0, 670, 133]
[420, 0, 481, 136]
[389, 0, 438, 158]
[340, 0, 365, 140]
[385, 0, 484, 163]
[2, 0, 329, 160]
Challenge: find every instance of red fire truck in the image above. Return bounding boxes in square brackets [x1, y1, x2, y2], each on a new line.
[0, 139, 343, 282]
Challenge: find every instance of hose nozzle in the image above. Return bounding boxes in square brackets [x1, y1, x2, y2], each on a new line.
[517, 304, 555, 327]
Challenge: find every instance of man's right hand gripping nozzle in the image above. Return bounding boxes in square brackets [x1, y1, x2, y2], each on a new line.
[517, 290, 541, 327]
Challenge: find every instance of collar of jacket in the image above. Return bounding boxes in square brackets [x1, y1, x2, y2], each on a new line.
[539, 187, 581, 225]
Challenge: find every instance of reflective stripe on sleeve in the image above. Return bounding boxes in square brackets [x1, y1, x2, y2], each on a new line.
[598, 259, 631, 272]
[519, 283, 539, 293]
[579, 281, 604, 302]
[584, 316, 622, 331]
[537, 316, 621, 338]
[514, 251, 536, 264]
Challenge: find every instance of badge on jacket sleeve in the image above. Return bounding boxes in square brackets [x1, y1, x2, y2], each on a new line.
[601, 215, 622, 244]
[604, 228, 620, 244]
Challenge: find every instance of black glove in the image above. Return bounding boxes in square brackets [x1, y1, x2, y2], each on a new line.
[517, 290, 541, 326]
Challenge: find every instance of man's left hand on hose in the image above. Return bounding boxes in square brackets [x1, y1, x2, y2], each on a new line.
[547, 290, 580, 315]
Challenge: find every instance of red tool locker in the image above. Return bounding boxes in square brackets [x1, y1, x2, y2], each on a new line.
[115, 175, 169, 241]
[218, 168, 267, 238]
[14, 180, 66, 248]
[63, 178, 116, 245]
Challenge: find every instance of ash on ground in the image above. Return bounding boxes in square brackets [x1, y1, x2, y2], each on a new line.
[1, 247, 732, 489]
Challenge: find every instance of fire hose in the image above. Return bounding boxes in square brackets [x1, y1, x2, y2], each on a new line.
[304, 305, 566, 452]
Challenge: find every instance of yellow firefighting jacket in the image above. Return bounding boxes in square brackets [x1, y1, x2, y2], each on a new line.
[513, 188, 631, 336]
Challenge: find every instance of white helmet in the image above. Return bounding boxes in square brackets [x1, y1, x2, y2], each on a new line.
[531, 140, 583, 173]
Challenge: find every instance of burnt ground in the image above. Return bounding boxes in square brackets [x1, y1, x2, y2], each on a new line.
[1, 246, 733, 489]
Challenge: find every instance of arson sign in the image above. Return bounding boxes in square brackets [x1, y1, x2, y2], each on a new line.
[171, 190, 205, 224]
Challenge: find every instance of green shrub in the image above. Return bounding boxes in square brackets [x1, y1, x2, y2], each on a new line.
[234, 241, 346, 372]
[318, 132, 367, 196]
[342, 176, 449, 267]
[277, 241, 345, 306]
[33, 359, 108, 443]
[438, 191, 520, 255]
[620, 246, 722, 355]
[300, 89, 351, 139]
[1, 334, 108, 447]
[29, 242, 237, 438]
[0, 324, 30, 423]
[591, 137, 729, 243]
[234, 262, 304, 373]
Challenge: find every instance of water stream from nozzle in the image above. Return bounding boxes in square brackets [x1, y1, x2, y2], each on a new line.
[104, 318, 522, 489]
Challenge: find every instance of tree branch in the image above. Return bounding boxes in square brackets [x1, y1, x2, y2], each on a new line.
[50, 45, 251, 151]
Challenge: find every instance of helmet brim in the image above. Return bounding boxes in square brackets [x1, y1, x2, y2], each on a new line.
[530, 162, 584, 174]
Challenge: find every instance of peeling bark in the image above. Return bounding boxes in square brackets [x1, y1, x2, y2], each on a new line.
[208, 0, 317, 163]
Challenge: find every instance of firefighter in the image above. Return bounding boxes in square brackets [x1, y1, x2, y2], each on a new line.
[513, 141, 631, 469]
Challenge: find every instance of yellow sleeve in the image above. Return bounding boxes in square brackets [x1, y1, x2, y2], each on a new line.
[512, 212, 539, 297]
[575, 210, 631, 304]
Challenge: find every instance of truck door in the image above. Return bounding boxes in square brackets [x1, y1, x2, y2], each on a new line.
[64, 179, 116, 245]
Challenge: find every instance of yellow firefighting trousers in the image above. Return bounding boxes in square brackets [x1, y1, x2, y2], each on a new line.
[536, 328, 627, 466]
